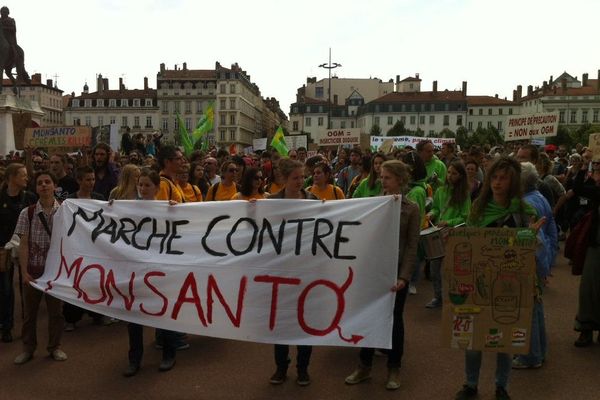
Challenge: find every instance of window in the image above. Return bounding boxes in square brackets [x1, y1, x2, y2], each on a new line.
[83, 116, 91, 126]
[185, 101, 191, 113]
[145, 99, 153, 107]
[96, 99, 103, 107]
[477, 121, 483, 129]
[318, 117, 324, 126]
[488, 108, 492, 115]
[110, 116, 116, 124]
[350, 121, 355, 128]
[174, 101, 180, 113]
[305, 117, 312, 127]
[478, 108, 483, 115]
[570, 110, 577, 123]
[134, 116, 140, 127]
[444, 104, 450, 111]
[229, 129, 236, 141]
[419, 116, 425, 125]
[497, 121, 503, 130]
[162, 101, 168, 113]
[487, 121, 492, 128]
[174, 117, 179, 131]
[85, 99, 92, 107]
[230, 99, 236, 109]
[468, 122, 473, 131]
[400, 116, 406, 124]
[121, 99, 128, 107]
[499, 108, 503, 115]
[374, 117, 380, 126]
[293, 121, 299, 131]
[429, 130, 435, 136]
[582, 110, 588, 123]
[456, 115, 463, 126]
[146, 116, 152, 128]
[73, 118, 81, 125]
[559, 110, 565, 123]
[220, 114, 226, 125]
[197, 101, 203, 113]
[341, 121, 346, 129]
[220, 84, 226, 94]
[429, 115, 435, 124]
[72, 99, 80, 107]
[220, 99, 226, 109]
[315, 87, 324, 98]
[469, 109, 473, 115]
[508, 108, 513, 115]
[229, 114, 235, 125]
[133, 99, 140, 107]
[162, 118, 168, 131]
[230, 84, 236, 94]
[220, 129, 226, 141]
[443, 115, 449, 126]
[186, 118, 192, 130]
[410, 116, 416, 125]
[593, 109, 599, 123]
[122, 116, 128, 127]
[98, 116, 103, 126]
[388, 116, 393, 125]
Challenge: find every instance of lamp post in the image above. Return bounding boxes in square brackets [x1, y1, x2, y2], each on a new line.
[318, 48, 341, 129]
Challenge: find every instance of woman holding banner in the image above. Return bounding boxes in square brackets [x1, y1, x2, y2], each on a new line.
[456, 157, 541, 400]
[345, 160, 420, 390]
[267, 158, 318, 386]
[231, 167, 266, 200]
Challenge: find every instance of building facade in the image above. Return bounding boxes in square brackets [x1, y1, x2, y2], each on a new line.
[63, 75, 159, 139]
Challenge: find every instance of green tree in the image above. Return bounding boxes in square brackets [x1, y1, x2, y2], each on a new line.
[439, 128, 455, 138]
[455, 126, 469, 149]
[386, 120, 407, 136]
[413, 128, 424, 137]
[370, 124, 382, 136]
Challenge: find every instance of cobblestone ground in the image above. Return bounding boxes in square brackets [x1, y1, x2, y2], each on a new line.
[1, 247, 598, 400]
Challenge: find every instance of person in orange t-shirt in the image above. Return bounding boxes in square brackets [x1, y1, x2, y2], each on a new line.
[155, 145, 185, 203]
[177, 163, 202, 202]
[206, 161, 239, 201]
[307, 162, 344, 200]
[231, 167, 266, 200]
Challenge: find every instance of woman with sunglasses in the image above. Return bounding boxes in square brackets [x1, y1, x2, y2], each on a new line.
[205, 161, 240, 201]
[231, 167, 266, 200]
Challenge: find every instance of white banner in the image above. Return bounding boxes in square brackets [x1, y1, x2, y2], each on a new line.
[316, 129, 361, 146]
[370, 135, 455, 149]
[252, 138, 267, 151]
[504, 112, 559, 141]
[35, 198, 400, 348]
[284, 135, 307, 150]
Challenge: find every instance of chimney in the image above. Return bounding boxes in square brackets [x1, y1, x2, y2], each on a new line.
[160, 63, 165, 74]
[542, 81, 548, 94]
[462, 81, 467, 96]
[396, 75, 400, 84]
[597, 69, 600, 91]
[144, 77, 148, 90]
[119, 77, 124, 91]
[527, 85, 533, 96]
[433, 80, 438, 93]
[46, 79, 53, 87]
[415, 73, 420, 80]
[517, 85, 522, 99]
[561, 78, 567, 93]
[582, 73, 588, 87]
[183, 62, 187, 70]
[103, 78, 109, 90]
[31, 73, 41, 84]
[549, 75, 553, 85]
[97, 74, 103, 93]
[512, 90, 517, 102]
[333, 94, 338, 105]
[495, 94, 498, 98]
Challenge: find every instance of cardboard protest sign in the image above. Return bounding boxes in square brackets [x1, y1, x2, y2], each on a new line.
[587, 133, 600, 161]
[35, 197, 401, 348]
[284, 134, 307, 150]
[24, 126, 92, 149]
[504, 112, 559, 141]
[316, 129, 360, 146]
[442, 227, 536, 354]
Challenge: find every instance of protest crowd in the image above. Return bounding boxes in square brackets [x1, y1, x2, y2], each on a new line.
[1, 135, 599, 400]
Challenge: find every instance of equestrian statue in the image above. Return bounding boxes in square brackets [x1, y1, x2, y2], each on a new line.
[0, 6, 31, 94]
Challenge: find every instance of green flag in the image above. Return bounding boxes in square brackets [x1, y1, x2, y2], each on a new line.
[270, 126, 289, 156]
[177, 112, 193, 156]
[192, 101, 214, 141]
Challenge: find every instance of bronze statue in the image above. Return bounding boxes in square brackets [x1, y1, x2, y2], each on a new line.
[0, 6, 30, 94]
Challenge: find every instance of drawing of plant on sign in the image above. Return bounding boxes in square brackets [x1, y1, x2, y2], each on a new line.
[473, 261, 491, 306]
[492, 272, 521, 324]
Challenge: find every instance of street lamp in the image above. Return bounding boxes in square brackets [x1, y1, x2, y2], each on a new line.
[318, 48, 341, 129]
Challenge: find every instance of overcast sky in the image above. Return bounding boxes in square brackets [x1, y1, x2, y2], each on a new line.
[10, 0, 600, 114]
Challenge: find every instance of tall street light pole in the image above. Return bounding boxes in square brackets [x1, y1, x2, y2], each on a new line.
[319, 48, 341, 129]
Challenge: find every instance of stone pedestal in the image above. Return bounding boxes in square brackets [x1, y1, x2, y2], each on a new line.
[0, 93, 44, 155]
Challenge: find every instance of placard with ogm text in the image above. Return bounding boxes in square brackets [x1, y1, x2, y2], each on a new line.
[442, 227, 536, 354]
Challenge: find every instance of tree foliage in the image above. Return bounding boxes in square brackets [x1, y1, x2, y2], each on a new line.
[386, 120, 407, 136]
[370, 124, 382, 136]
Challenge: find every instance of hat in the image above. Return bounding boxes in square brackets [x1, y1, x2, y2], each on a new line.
[544, 144, 557, 152]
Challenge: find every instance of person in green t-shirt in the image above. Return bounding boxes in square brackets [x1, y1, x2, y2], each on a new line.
[352, 152, 388, 198]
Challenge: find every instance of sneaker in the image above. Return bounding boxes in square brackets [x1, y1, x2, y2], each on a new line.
[408, 284, 417, 295]
[269, 369, 287, 384]
[385, 367, 401, 390]
[14, 352, 33, 365]
[296, 369, 311, 386]
[512, 358, 542, 369]
[176, 342, 190, 351]
[51, 349, 68, 361]
[345, 365, 371, 384]
[103, 317, 119, 326]
[64, 323, 76, 332]
[574, 330, 593, 347]
[495, 386, 511, 400]
[425, 298, 442, 308]
[123, 363, 140, 377]
[158, 358, 175, 372]
[455, 384, 478, 400]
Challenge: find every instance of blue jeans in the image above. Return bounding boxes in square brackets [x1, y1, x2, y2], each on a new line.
[515, 300, 546, 365]
[465, 350, 511, 389]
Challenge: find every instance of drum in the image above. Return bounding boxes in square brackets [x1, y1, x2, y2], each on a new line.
[419, 226, 446, 260]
